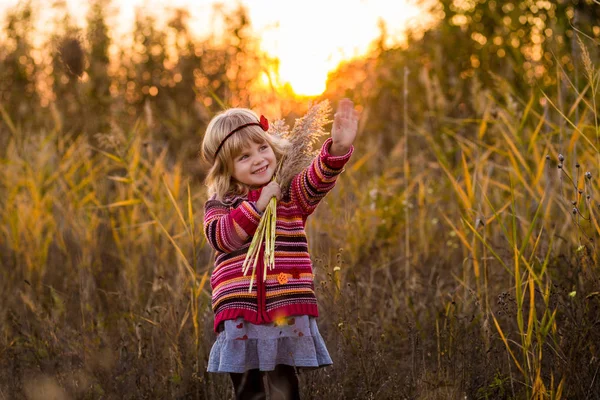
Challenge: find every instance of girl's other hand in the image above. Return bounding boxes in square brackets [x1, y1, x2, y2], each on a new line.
[256, 181, 282, 212]
[330, 98, 359, 156]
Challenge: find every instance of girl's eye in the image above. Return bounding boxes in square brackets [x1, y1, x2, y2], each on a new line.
[239, 155, 248, 160]
[260, 145, 268, 151]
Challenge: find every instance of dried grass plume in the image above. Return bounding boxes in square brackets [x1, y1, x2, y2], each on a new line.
[271, 100, 332, 192]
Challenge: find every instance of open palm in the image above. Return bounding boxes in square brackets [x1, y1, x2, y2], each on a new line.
[331, 98, 359, 152]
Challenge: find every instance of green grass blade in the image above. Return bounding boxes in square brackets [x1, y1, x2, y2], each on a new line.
[162, 174, 191, 237]
[463, 218, 513, 276]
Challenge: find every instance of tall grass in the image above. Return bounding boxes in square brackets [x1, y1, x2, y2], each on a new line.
[306, 39, 600, 398]
[1, 45, 600, 400]
[0, 111, 215, 398]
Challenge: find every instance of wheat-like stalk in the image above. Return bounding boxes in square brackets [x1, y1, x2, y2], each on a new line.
[577, 34, 594, 85]
[275, 100, 333, 192]
[241, 101, 333, 291]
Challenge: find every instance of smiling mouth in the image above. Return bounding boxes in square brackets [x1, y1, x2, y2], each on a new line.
[253, 166, 268, 174]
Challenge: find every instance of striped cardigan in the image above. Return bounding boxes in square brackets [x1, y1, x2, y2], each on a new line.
[204, 138, 353, 332]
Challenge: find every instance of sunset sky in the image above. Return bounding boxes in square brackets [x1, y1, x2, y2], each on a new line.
[0, 0, 425, 95]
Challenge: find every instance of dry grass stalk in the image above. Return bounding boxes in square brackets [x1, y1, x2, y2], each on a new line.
[241, 101, 333, 291]
[274, 100, 333, 193]
[577, 34, 594, 85]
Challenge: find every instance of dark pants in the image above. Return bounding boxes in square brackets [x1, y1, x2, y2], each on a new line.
[230, 364, 300, 400]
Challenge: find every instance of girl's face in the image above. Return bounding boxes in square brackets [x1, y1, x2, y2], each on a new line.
[231, 140, 277, 187]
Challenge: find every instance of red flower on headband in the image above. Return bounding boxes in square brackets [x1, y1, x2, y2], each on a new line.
[259, 115, 269, 131]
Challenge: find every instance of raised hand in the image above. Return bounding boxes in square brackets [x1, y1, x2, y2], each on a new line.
[330, 98, 359, 156]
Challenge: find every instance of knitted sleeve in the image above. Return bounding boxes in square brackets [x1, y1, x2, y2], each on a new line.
[289, 137, 354, 216]
[203, 197, 262, 253]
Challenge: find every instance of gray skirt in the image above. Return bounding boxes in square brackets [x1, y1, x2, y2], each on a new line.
[207, 315, 333, 373]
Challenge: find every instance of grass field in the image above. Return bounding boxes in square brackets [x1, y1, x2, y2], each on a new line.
[1, 1, 600, 399]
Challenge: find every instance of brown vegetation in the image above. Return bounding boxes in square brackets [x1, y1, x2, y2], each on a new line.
[1, 0, 600, 398]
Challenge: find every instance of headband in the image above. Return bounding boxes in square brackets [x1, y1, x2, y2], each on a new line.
[214, 115, 269, 159]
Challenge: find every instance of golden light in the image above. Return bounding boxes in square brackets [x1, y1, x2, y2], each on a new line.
[254, 0, 423, 96]
[275, 48, 330, 97]
[0, 0, 423, 97]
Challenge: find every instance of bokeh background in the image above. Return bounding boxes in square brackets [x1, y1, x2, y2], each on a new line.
[1, 0, 600, 399]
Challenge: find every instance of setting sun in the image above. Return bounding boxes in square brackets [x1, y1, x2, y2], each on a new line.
[276, 49, 329, 96]
[253, 0, 423, 96]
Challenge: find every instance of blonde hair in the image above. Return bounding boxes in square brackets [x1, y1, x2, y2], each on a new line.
[201, 108, 290, 201]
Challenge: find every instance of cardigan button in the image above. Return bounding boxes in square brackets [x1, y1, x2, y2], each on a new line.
[277, 272, 289, 285]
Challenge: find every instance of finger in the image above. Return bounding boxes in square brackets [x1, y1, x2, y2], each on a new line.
[337, 100, 348, 119]
[346, 104, 354, 119]
[332, 114, 341, 131]
[333, 113, 342, 127]
[336, 99, 345, 115]
[341, 98, 353, 118]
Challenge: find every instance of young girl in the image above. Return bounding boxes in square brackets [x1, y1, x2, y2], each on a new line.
[201, 99, 359, 400]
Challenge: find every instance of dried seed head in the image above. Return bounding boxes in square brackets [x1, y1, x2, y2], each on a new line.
[558, 164, 563, 169]
[572, 208, 577, 215]
[578, 189, 583, 194]
[558, 154, 565, 162]
[577, 34, 594, 83]
[587, 195, 591, 200]
[275, 100, 332, 191]
[545, 155, 550, 161]
[586, 171, 592, 179]
[59, 36, 85, 77]
[571, 200, 577, 205]
[576, 163, 580, 168]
